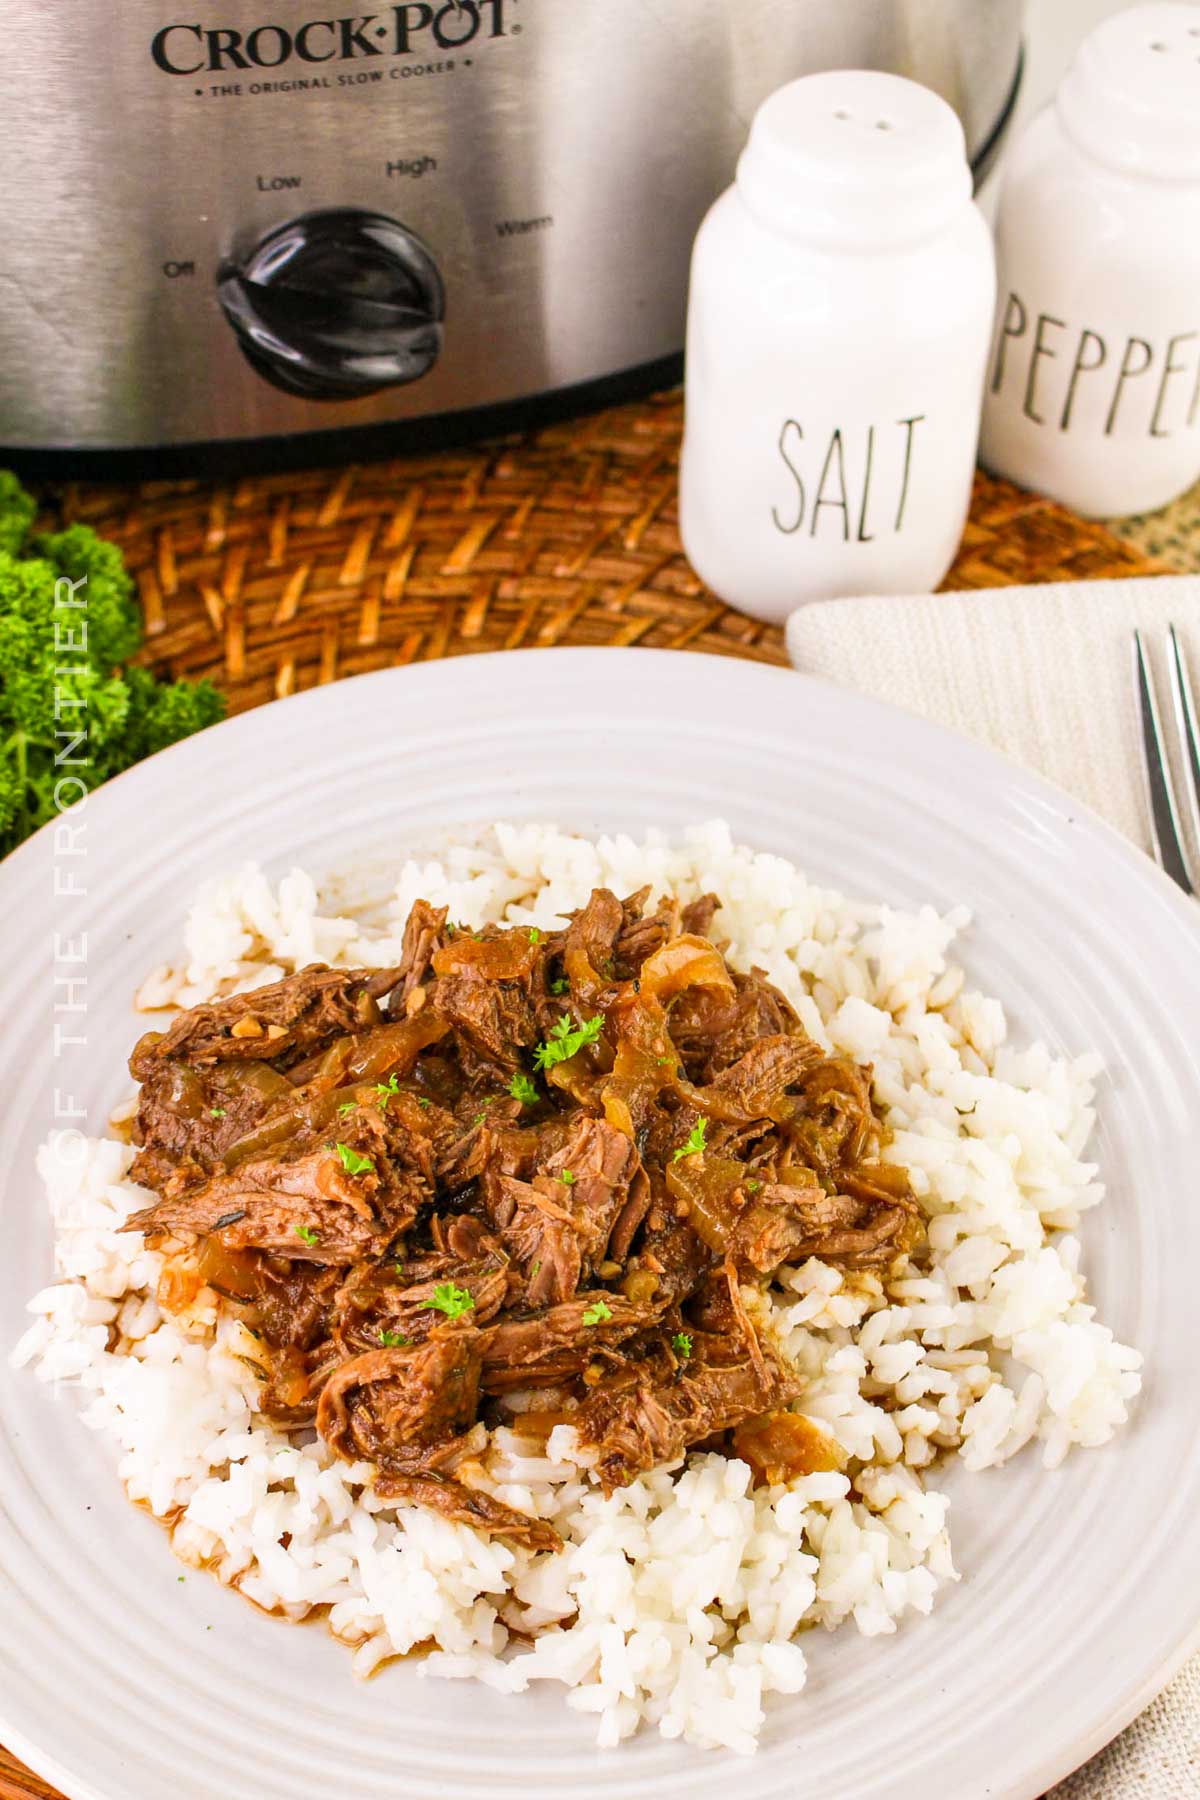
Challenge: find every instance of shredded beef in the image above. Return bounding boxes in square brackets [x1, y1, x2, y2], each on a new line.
[373, 1471, 563, 1551]
[129, 964, 404, 1078]
[316, 1328, 483, 1463]
[574, 1326, 802, 1494]
[124, 885, 921, 1548]
[395, 898, 449, 1001]
[482, 1116, 636, 1306]
[433, 974, 537, 1073]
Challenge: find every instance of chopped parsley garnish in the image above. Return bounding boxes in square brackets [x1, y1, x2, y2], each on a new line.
[550, 976, 569, 995]
[294, 1224, 320, 1245]
[418, 1096, 432, 1109]
[582, 1299, 613, 1326]
[509, 1072, 539, 1107]
[559, 1169, 577, 1186]
[333, 1142, 374, 1175]
[209, 1106, 227, 1118]
[337, 1101, 356, 1116]
[422, 1281, 475, 1319]
[527, 927, 542, 944]
[530, 1260, 542, 1277]
[533, 1012, 604, 1071]
[378, 1328, 409, 1348]
[374, 1073, 399, 1109]
[745, 1178, 762, 1194]
[672, 1331, 693, 1357]
[673, 1117, 709, 1161]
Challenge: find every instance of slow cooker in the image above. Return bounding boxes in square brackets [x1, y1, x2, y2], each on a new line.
[0, 1, 1022, 474]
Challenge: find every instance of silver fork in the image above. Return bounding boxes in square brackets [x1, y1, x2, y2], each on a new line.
[1133, 625, 1200, 894]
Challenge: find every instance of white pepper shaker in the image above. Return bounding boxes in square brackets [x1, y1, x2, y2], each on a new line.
[679, 71, 994, 623]
[980, 4, 1200, 519]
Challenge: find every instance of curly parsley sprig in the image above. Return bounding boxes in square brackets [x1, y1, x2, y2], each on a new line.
[672, 1117, 709, 1162]
[327, 1141, 374, 1175]
[422, 1281, 475, 1320]
[533, 1012, 604, 1072]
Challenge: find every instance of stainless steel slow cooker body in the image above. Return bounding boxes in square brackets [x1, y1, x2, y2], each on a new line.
[0, 0, 1022, 470]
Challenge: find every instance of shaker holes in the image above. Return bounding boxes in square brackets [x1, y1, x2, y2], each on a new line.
[832, 111, 897, 130]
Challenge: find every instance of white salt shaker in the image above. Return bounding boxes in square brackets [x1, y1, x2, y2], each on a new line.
[980, 4, 1200, 519]
[679, 71, 994, 623]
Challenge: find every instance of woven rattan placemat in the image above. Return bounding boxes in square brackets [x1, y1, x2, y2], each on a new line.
[40, 390, 1169, 714]
[4, 386, 1181, 1800]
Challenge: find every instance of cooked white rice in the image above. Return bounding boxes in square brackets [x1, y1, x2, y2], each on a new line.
[11, 821, 1142, 1753]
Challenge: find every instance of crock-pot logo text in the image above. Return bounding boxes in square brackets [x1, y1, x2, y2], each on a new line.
[151, 4, 507, 73]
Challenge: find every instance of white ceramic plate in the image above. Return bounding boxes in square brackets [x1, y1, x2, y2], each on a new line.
[2, 648, 1199, 1800]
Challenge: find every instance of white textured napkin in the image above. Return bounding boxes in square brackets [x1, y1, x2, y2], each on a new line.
[787, 576, 1200, 1800]
[787, 575, 1200, 857]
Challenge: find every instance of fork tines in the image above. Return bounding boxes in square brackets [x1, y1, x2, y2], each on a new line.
[1134, 624, 1200, 895]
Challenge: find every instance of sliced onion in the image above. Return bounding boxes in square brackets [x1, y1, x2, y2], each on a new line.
[665, 1151, 748, 1255]
[639, 935, 736, 1004]
[731, 1410, 846, 1485]
[432, 935, 538, 981]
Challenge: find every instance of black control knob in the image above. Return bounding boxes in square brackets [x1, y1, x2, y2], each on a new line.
[217, 209, 444, 401]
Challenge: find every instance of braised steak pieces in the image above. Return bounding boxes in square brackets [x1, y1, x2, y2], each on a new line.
[124, 886, 920, 1547]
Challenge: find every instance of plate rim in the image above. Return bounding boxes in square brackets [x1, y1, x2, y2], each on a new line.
[3, 643, 1195, 935]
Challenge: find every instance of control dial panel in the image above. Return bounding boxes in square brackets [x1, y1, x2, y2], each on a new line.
[217, 209, 444, 401]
